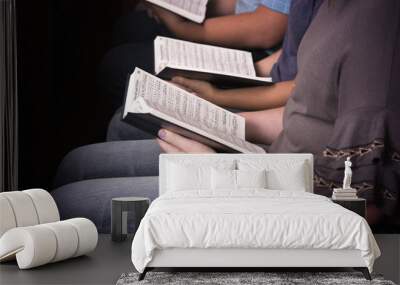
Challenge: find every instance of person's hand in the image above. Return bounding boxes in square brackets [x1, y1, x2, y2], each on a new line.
[147, 4, 186, 27]
[172, 77, 220, 102]
[157, 129, 216, 153]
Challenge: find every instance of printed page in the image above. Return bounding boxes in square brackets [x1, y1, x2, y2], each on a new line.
[125, 68, 246, 140]
[145, 0, 208, 23]
[154, 36, 256, 78]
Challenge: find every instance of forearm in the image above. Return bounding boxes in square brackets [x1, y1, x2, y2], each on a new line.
[255, 49, 282, 76]
[240, 108, 284, 145]
[207, 0, 236, 17]
[211, 80, 294, 111]
[167, 7, 287, 49]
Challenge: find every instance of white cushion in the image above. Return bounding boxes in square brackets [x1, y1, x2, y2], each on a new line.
[1, 191, 40, 227]
[24, 189, 60, 224]
[167, 163, 212, 191]
[165, 157, 236, 169]
[211, 169, 268, 191]
[238, 159, 307, 191]
[65, 218, 98, 257]
[0, 196, 17, 237]
[0, 225, 57, 268]
[0, 189, 60, 237]
[0, 218, 97, 269]
[166, 159, 235, 191]
[236, 169, 267, 189]
[159, 154, 313, 195]
[0, 189, 98, 269]
[211, 168, 236, 190]
[42, 222, 78, 262]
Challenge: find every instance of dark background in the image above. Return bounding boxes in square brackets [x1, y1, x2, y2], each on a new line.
[17, 0, 137, 190]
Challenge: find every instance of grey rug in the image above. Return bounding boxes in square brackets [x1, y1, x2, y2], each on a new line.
[116, 272, 396, 285]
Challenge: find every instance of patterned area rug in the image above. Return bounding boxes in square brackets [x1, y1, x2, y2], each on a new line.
[116, 272, 396, 285]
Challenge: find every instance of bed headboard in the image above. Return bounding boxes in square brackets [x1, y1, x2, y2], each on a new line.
[159, 153, 314, 195]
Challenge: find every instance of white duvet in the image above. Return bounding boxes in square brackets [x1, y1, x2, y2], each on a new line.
[131, 190, 380, 273]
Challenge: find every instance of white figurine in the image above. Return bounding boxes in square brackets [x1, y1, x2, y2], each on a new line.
[332, 157, 357, 199]
[342, 157, 352, 190]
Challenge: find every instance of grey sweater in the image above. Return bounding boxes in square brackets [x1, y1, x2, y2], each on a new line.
[269, 0, 400, 226]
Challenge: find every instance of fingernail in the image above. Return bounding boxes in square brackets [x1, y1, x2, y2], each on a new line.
[158, 129, 167, 139]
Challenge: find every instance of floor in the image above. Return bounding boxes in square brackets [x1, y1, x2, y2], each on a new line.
[0, 234, 134, 285]
[373, 234, 400, 284]
[1, 234, 398, 285]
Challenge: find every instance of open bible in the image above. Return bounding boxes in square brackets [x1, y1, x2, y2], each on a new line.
[145, 0, 208, 23]
[122, 68, 266, 154]
[154, 36, 273, 87]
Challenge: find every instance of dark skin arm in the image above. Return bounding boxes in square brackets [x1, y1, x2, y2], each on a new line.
[207, 0, 236, 17]
[172, 77, 295, 111]
[148, 5, 288, 49]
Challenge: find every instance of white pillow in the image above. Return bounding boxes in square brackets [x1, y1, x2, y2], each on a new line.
[238, 159, 308, 191]
[211, 169, 268, 190]
[236, 169, 267, 189]
[167, 163, 212, 191]
[166, 159, 236, 192]
[267, 165, 306, 191]
[211, 168, 236, 190]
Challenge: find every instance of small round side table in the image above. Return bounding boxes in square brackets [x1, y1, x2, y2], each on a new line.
[111, 197, 150, 242]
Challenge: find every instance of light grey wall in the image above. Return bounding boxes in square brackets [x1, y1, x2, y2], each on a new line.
[374, 234, 400, 284]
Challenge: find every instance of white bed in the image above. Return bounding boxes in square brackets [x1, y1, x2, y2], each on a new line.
[131, 154, 380, 280]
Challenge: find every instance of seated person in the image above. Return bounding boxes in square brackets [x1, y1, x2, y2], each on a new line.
[98, 0, 291, 125]
[156, 0, 400, 228]
[113, 0, 290, 50]
[54, 0, 400, 232]
[105, 0, 322, 141]
[170, 0, 323, 111]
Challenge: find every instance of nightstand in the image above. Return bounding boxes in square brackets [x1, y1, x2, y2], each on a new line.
[331, 198, 366, 218]
[111, 197, 150, 242]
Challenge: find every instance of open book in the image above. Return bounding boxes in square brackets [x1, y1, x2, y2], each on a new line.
[145, 0, 208, 23]
[122, 68, 266, 154]
[154, 36, 273, 87]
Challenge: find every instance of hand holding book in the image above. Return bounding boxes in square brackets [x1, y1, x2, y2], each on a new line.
[147, 3, 186, 27]
[122, 68, 265, 153]
[171, 76, 217, 102]
[145, 0, 208, 23]
[154, 36, 273, 87]
[157, 129, 216, 153]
